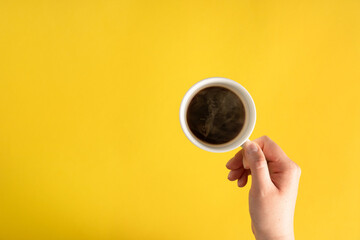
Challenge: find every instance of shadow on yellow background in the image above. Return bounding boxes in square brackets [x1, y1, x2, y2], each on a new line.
[0, 0, 359, 239]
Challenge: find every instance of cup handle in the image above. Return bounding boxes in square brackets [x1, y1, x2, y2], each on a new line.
[241, 139, 250, 148]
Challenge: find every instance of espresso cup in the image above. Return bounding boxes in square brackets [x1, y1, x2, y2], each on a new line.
[179, 77, 256, 153]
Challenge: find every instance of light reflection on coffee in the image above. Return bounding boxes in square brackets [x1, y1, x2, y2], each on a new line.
[186, 86, 245, 145]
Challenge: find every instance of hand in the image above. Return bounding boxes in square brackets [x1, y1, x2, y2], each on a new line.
[226, 136, 301, 240]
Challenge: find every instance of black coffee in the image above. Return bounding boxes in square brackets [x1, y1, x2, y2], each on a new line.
[186, 86, 245, 144]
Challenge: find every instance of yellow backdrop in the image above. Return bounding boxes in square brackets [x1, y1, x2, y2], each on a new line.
[1, 0, 359, 239]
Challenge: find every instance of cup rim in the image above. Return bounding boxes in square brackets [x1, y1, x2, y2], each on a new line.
[179, 77, 256, 153]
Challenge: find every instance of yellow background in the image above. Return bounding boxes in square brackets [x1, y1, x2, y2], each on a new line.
[1, 0, 360, 239]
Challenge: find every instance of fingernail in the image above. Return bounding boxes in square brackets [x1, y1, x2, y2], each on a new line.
[245, 142, 258, 155]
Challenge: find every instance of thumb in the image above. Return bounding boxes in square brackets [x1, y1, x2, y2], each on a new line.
[243, 141, 272, 189]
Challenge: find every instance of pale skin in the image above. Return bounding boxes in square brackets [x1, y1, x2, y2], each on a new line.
[226, 136, 301, 240]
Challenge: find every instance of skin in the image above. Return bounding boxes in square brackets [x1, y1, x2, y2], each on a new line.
[226, 136, 301, 240]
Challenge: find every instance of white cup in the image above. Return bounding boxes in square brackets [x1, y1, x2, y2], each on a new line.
[179, 77, 256, 153]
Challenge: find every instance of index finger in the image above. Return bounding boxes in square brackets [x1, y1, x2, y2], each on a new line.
[226, 149, 244, 170]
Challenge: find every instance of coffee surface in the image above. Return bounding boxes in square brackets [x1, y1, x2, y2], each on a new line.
[186, 86, 245, 144]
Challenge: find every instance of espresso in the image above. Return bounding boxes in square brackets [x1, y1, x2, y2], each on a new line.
[186, 86, 245, 144]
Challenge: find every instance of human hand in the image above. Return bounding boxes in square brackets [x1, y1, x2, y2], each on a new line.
[226, 136, 301, 240]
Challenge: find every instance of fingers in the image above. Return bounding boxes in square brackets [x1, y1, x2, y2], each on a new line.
[227, 168, 249, 187]
[226, 149, 244, 170]
[226, 136, 300, 191]
[243, 141, 272, 189]
[252, 136, 288, 163]
[237, 170, 249, 187]
[252, 136, 300, 180]
[227, 150, 249, 187]
[227, 136, 287, 170]
[228, 168, 245, 181]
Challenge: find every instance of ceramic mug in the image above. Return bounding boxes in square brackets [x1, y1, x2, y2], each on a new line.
[179, 77, 256, 153]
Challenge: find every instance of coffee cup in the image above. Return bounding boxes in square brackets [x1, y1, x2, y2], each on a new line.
[179, 77, 256, 153]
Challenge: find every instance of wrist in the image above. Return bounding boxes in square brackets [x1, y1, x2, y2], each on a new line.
[254, 231, 294, 240]
[252, 220, 294, 240]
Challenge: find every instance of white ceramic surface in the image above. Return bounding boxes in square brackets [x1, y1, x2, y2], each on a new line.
[179, 77, 256, 153]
